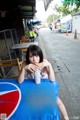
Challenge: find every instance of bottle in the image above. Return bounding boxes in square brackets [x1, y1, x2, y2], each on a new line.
[34, 69, 41, 84]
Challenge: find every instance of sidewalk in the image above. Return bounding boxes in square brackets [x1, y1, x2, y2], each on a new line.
[38, 28, 80, 119]
[58, 32, 80, 40]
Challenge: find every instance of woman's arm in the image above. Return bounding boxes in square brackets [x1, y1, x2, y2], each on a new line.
[38, 59, 55, 81]
[18, 62, 26, 84]
[47, 63, 55, 81]
[18, 62, 38, 84]
[18, 67, 26, 84]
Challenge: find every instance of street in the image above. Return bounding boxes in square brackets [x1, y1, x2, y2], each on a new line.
[38, 28, 80, 120]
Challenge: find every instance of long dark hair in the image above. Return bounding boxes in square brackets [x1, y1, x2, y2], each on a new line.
[26, 45, 43, 64]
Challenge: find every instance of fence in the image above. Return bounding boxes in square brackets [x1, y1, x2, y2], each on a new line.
[0, 29, 18, 60]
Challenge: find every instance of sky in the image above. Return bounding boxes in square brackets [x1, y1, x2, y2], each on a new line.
[35, 0, 62, 21]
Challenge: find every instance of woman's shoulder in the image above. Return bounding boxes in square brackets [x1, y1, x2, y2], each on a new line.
[43, 59, 48, 62]
[43, 59, 51, 64]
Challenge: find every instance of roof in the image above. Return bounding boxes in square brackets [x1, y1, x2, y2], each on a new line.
[72, 12, 80, 16]
[60, 14, 72, 23]
[0, 0, 52, 19]
[0, 0, 36, 19]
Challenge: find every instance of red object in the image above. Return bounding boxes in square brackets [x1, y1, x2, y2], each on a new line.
[66, 28, 68, 36]
[54, 23, 56, 29]
[74, 29, 77, 39]
[0, 90, 19, 120]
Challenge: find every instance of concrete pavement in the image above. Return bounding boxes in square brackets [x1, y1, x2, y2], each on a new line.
[58, 32, 80, 41]
[37, 28, 80, 120]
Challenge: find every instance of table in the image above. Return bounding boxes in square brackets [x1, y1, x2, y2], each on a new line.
[12, 42, 38, 50]
[0, 78, 60, 120]
[12, 42, 38, 60]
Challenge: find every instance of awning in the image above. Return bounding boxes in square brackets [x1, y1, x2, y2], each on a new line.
[0, 0, 36, 19]
[43, 0, 52, 10]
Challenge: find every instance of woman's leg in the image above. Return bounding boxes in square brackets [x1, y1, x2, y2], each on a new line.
[57, 97, 69, 120]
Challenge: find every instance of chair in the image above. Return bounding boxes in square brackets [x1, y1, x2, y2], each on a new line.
[19, 35, 30, 52]
[0, 73, 2, 78]
[19, 35, 31, 60]
[17, 59, 23, 72]
[0, 58, 21, 78]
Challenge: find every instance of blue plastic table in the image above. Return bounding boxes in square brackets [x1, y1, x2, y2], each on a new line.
[0, 78, 60, 120]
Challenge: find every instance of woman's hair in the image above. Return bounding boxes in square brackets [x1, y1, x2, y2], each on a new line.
[26, 45, 43, 64]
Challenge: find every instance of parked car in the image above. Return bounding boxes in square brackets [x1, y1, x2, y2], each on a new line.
[61, 21, 72, 33]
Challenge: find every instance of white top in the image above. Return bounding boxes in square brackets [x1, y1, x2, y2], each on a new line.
[25, 67, 48, 79]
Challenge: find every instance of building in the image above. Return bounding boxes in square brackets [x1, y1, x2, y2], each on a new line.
[60, 14, 72, 33]
[0, 0, 36, 60]
[72, 12, 80, 34]
[0, 0, 36, 37]
[0, 0, 52, 60]
[0, 0, 52, 36]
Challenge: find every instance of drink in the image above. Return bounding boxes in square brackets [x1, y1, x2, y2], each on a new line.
[34, 69, 41, 84]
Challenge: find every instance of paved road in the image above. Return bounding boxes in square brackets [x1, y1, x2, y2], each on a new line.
[38, 28, 80, 120]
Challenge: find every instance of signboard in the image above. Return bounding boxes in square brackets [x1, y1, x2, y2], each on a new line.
[0, 79, 60, 120]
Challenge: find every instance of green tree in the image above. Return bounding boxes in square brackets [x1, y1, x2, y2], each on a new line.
[55, 0, 80, 16]
[54, 3, 72, 16]
[63, 0, 80, 9]
[47, 14, 60, 23]
[47, 14, 53, 23]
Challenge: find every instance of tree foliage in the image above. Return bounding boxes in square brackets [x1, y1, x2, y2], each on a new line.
[47, 14, 60, 23]
[47, 15, 53, 23]
[55, 3, 72, 16]
[63, 0, 80, 9]
[54, 0, 80, 16]
[47, 0, 80, 22]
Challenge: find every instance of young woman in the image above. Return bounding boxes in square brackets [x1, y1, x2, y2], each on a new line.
[18, 45, 69, 120]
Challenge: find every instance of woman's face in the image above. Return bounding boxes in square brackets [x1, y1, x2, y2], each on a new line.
[29, 52, 40, 65]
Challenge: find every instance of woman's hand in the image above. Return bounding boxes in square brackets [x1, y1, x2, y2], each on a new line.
[24, 64, 38, 73]
[38, 59, 51, 69]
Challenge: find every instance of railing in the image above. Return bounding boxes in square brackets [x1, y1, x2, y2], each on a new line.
[0, 29, 18, 60]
